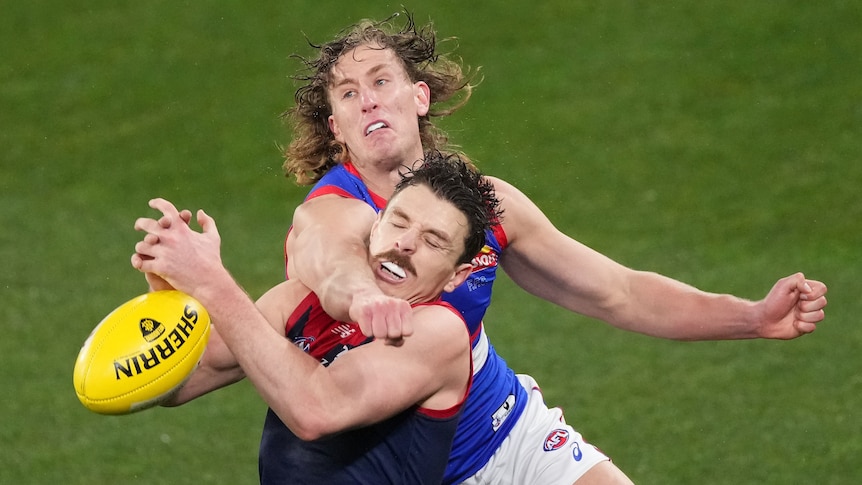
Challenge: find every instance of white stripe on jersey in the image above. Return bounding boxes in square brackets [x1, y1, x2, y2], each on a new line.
[471, 324, 489, 376]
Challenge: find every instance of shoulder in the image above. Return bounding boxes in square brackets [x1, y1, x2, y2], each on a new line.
[260, 279, 312, 302]
[485, 175, 527, 195]
[312, 163, 352, 185]
[411, 303, 470, 346]
[256, 280, 314, 328]
[296, 165, 376, 216]
[305, 163, 387, 209]
[485, 175, 540, 210]
[484, 175, 552, 244]
[413, 301, 463, 321]
[293, 192, 378, 231]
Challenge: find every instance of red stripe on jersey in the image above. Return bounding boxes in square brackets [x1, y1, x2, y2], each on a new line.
[285, 292, 369, 362]
[343, 162, 388, 208]
[491, 220, 508, 251]
[305, 185, 356, 202]
[412, 301, 473, 419]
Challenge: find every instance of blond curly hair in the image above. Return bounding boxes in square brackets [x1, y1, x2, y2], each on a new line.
[282, 12, 477, 185]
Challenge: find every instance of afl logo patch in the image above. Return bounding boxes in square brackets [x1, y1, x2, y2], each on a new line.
[470, 245, 498, 271]
[543, 429, 569, 452]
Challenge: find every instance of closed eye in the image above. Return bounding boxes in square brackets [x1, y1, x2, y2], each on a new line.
[425, 237, 444, 250]
[388, 219, 407, 230]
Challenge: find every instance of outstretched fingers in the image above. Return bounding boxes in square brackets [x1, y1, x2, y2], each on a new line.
[132, 199, 182, 274]
[149, 198, 180, 224]
[196, 209, 220, 240]
[132, 216, 162, 263]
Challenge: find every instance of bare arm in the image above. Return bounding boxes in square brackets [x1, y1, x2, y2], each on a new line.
[161, 324, 245, 406]
[256, 284, 470, 439]
[289, 195, 414, 340]
[133, 199, 469, 439]
[492, 177, 828, 340]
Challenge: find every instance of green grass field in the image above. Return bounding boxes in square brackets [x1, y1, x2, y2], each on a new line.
[2, 1, 859, 483]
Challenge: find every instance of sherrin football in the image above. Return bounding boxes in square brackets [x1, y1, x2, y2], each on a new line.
[73, 290, 210, 415]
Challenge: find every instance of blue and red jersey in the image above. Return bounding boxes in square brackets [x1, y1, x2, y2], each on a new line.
[284, 162, 528, 484]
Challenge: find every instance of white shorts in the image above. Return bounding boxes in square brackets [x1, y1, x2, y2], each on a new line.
[459, 374, 610, 485]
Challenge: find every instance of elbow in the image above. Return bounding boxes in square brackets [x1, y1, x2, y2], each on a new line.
[292, 426, 327, 442]
[292, 421, 337, 442]
[278, 408, 340, 441]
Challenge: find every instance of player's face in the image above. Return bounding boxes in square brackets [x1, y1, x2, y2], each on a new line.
[368, 184, 472, 304]
[327, 45, 431, 172]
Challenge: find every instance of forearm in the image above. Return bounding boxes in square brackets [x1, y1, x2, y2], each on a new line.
[161, 326, 245, 406]
[501, 235, 762, 341]
[161, 363, 245, 407]
[291, 232, 382, 322]
[489, 180, 822, 342]
[612, 271, 762, 341]
[288, 198, 381, 323]
[193, 274, 347, 439]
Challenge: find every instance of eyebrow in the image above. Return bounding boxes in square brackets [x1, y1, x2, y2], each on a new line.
[389, 207, 454, 245]
[332, 62, 390, 89]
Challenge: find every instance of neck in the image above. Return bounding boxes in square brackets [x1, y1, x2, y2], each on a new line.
[349, 150, 424, 199]
[362, 172, 401, 199]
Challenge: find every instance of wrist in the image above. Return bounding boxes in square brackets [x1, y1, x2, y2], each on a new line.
[346, 286, 383, 322]
[319, 270, 382, 322]
[190, 268, 242, 311]
[738, 297, 765, 339]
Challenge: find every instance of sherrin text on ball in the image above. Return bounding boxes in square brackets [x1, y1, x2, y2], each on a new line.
[73, 290, 210, 415]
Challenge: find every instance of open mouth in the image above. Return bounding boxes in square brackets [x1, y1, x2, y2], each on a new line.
[380, 261, 406, 280]
[365, 121, 387, 136]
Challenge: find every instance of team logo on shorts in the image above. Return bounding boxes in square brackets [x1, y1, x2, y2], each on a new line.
[491, 394, 516, 432]
[572, 442, 583, 461]
[543, 429, 569, 452]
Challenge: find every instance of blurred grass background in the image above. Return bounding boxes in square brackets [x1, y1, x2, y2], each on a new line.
[2, 1, 859, 483]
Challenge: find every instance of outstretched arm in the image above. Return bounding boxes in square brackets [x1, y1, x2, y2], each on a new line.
[289, 195, 414, 341]
[133, 199, 469, 438]
[492, 177, 828, 340]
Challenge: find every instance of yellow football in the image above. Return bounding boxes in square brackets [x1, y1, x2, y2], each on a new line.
[73, 290, 210, 415]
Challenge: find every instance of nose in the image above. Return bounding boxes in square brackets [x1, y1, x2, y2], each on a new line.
[360, 90, 377, 112]
[394, 229, 417, 253]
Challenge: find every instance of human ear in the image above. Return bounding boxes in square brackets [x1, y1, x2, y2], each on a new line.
[442, 263, 473, 293]
[328, 115, 343, 142]
[415, 81, 431, 117]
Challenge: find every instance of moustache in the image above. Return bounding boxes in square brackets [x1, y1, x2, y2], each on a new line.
[374, 249, 417, 277]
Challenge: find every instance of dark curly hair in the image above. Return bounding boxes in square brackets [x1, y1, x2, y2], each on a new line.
[282, 12, 477, 185]
[391, 151, 502, 265]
